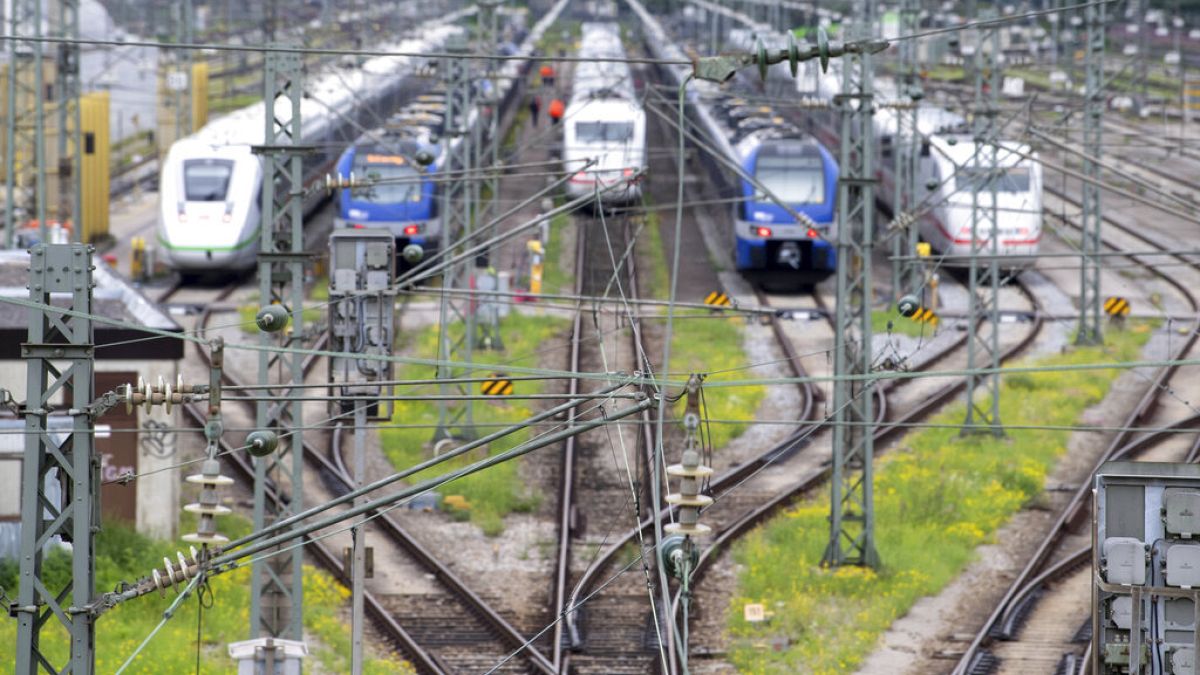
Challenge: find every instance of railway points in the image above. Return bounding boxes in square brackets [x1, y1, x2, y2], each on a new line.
[8, 0, 1200, 673]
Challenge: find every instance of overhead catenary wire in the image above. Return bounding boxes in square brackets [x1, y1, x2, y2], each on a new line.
[11, 291, 1200, 389]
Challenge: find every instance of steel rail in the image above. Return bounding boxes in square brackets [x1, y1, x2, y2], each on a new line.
[193, 289, 556, 675]
[674, 277, 1043, 618]
[951, 190, 1200, 675]
[550, 214, 589, 671]
[184, 283, 448, 673]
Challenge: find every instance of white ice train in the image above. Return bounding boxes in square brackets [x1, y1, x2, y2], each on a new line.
[157, 14, 469, 272]
[806, 65, 1044, 266]
[562, 22, 646, 204]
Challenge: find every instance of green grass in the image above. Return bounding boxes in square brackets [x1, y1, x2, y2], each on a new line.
[380, 312, 568, 535]
[0, 522, 411, 674]
[541, 210, 573, 297]
[871, 309, 937, 339]
[923, 65, 965, 82]
[665, 311, 766, 449]
[636, 205, 670, 301]
[210, 93, 261, 115]
[725, 321, 1156, 674]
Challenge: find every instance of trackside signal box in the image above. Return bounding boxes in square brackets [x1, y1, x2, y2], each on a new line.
[1094, 462, 1200, 674]
[327, 229, 396, 420]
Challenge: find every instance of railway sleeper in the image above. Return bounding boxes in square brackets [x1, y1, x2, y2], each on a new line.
[965, 649, 999, 675]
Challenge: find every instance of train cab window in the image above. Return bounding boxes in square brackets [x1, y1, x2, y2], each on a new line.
[755, 153, 826, 205]
[351, 154, 422, 204]
[575, 121, 634, 143]
[183, 159, 234, 201]
[956, 166, 1031, 193]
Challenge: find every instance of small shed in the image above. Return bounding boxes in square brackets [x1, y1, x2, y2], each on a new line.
[0, 250, 184, 553]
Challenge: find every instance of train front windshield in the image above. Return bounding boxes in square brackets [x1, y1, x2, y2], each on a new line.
[955, 166, 1032, 193]
[184, 159, 234, 201]
[350, 154, 422, 204]
[575, 121, 634, 143]
[755, 154, 825, 205]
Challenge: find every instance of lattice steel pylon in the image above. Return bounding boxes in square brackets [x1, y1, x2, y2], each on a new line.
[1075, 0, 1106, 345]
[473, 0, 504, 351]
[173, 0, 194, 140]
[53, 0, 81, 239]
[1135, 0, 1149, 115]
[251, 44, 306, 641]
[4, 0, 48, 247]
[822, 0, 880, 569]
[962, 10, 1005, 437]
[433, 36, 477, 441]
[15, 243, 97, 674]
[891, 0, 921, 298]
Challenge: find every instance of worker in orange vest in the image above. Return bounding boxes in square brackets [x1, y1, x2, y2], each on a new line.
[540, 64, 555, 89]
[548, 98, 565, 124]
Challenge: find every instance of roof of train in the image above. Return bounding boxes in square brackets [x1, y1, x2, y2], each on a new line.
[186, 20, 467, 148]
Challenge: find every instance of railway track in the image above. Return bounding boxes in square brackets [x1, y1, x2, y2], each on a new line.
[551, 204, 665, 675]
[188, 286, 555, 674]
[951, 185, 1200, 675]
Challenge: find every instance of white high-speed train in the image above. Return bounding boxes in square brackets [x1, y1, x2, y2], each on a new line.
[562, 22, 646, 204]
[157, 13, 469, 272]
[806, 66, 1044, 265]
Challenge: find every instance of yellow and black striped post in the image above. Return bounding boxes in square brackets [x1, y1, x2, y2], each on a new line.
[908, 306, 939, 326]
[1103, 297, 1130, 326]
[704, 291, 732, 307]
[1103, 296, 1130, 318]
[480, 374, 514, 397]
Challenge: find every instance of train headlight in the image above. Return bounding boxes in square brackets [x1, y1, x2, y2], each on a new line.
[806, 227, 819, 239]
[755, 226, 772, 238]
[403, 224, 421, 236]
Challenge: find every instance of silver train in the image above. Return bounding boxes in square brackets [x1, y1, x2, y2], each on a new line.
[562, 22, 646, 204]
[806, 66, 1044, 265]
[157, 13, 470, 272]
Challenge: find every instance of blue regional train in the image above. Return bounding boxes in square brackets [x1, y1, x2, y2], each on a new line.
[334, 121, 444, 262]
[732, 133, 838, 283]
[630, 0, 839, 289]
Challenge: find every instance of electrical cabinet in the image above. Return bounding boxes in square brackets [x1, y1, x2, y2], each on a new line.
[1094, 462, 1200, 674]
[327, 229, 396, 420]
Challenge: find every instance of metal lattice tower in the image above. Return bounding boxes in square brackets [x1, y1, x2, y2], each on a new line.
[962, 11, 1005, 436]
[4, 0, 48, 247]
[1135, 0, 1149, 115]
[1075, 0, 1106, 345]
[53, 0, 81, 239]
[15, 243, 97, 674]
[251, 45, 306, 641]
[892, 0, 922, 298]
[475, 0, 501, 229]
[822, 0, 880, 569]
[433, 36, 477, 441]
[174, 0, 194, 140]
[473, 0, 504, 351]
